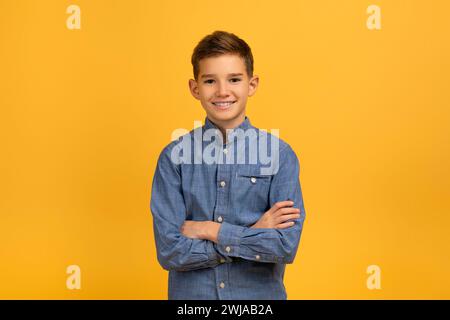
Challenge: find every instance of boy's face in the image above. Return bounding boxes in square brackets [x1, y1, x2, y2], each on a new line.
[189, 54, 259, 129]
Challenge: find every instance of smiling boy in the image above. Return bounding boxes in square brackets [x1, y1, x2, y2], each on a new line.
[150, 31, 306, 300]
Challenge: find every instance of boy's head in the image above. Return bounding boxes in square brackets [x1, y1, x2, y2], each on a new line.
[189, 31, 259, 130]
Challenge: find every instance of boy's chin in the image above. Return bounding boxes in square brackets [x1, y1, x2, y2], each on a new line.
[207, 110, 239, 122]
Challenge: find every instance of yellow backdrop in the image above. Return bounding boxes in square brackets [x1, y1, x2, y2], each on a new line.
[1, 0, 449, 299]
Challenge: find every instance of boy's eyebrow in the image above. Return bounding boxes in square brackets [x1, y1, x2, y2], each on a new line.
[200, 73, 244, 78]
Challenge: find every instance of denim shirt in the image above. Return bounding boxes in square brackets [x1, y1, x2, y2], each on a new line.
[150, 116, 306, 300]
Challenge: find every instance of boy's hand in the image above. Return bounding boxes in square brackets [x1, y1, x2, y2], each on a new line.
[251, 201, 301, 229]
[180, 201, 300, 241]
[181, 221, 221, 243]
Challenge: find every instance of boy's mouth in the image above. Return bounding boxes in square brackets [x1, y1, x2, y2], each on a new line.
[211, 100, 236, 110]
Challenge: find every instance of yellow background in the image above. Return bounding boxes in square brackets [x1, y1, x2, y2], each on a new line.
[1, 0, 449, 299]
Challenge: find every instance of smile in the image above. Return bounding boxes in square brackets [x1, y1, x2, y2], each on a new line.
[212, 101, 236, 108]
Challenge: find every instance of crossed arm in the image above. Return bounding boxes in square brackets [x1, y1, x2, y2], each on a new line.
[150, 143, 306, 271]
[180, 200, 302, 243]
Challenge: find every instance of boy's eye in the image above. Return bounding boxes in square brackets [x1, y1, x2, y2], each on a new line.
[203, 78, 242, 84]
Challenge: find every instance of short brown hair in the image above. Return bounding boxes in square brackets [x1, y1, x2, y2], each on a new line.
[191, 30, 254, 81]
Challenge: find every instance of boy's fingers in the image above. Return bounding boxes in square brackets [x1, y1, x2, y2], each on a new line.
[277, 213, 301, 224]
[269, 201, 294, 213]
[274, 207, 301, 217]
[275, 221, 295, 229]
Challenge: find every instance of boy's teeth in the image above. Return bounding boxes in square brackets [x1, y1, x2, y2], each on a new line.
[213, 101, 234, 106]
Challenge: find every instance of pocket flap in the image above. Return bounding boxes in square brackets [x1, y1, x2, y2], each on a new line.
[236, 166, 272, 179]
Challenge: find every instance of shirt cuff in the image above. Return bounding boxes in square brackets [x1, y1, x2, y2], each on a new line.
[205, 238, 227, 265]
[216, 221, 245, 257]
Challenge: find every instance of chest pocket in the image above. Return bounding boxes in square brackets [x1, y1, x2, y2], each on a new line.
[235, 167, 273, 213]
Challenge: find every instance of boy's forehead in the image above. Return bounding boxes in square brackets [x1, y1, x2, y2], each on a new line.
[198, 54, 246, 77]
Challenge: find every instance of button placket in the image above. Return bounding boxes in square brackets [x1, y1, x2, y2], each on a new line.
[215, 161, 231, 299]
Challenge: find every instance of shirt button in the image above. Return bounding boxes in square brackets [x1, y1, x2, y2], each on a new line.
[217, 216, 223, 223]
[225, 246, 231, 253]
[220, 181, 226, 187]
[219, 282, 225, 289]
[255, 255, 261, 260]
[250, 177, 257, 184]
[223, 148, 228, 155]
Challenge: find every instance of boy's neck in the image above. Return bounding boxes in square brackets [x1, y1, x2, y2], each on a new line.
[207, 114, 246, 144]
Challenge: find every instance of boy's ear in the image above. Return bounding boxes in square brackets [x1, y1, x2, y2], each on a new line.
[248, 75, 259, 97]
[188, 79, 201, 100]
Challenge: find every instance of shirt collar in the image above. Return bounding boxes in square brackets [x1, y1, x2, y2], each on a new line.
[203, 116, 253, 148]
[204, 116, 252, 131]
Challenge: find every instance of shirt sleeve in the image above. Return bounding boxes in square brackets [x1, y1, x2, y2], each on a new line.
[150, 143, 226, 272]
[215, 144, 306, 264]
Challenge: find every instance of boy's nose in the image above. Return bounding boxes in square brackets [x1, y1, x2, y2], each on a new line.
[216, 83, 230, 96]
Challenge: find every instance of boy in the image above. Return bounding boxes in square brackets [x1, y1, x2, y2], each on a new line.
[150, 31, 306, 300]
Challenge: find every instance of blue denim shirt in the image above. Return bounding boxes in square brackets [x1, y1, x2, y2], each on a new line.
[150, 116, 306, 300]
